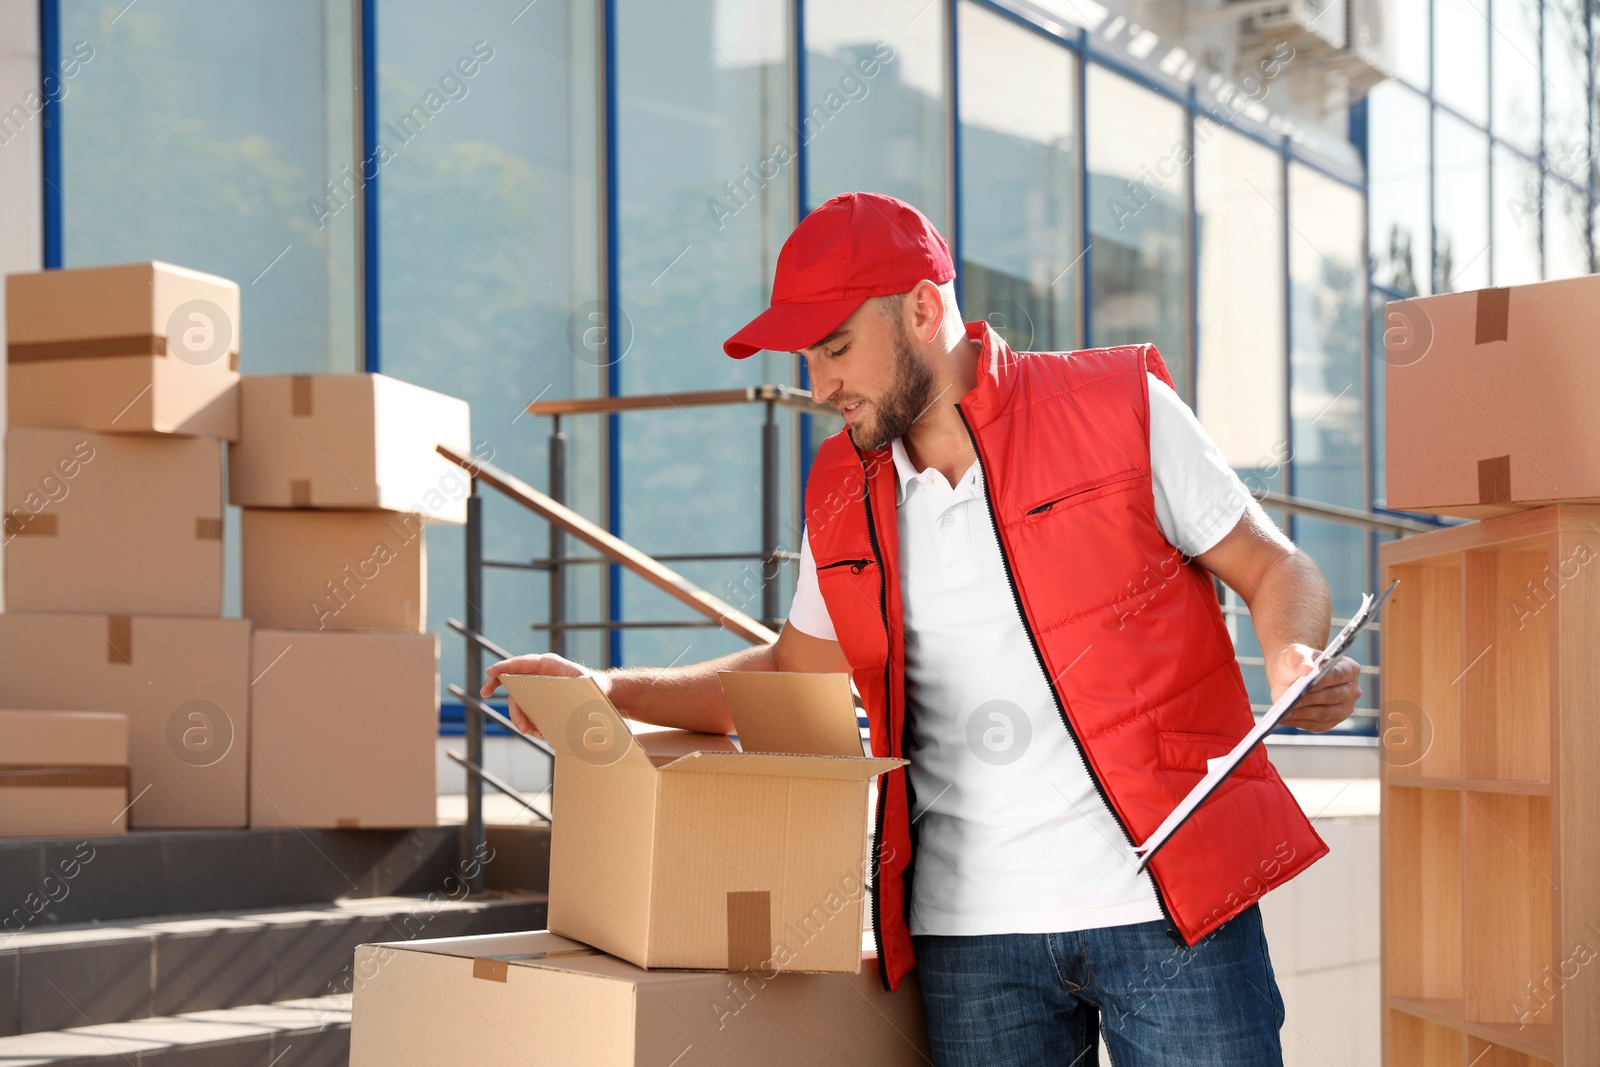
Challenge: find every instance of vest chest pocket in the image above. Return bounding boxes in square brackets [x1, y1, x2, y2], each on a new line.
[813, 555, 889, 669]
[1156, 730, 1271, 781]
[1021, 468, 1144, 523]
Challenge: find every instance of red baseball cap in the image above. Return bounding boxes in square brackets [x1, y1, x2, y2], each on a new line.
[723, 192, 955, 359]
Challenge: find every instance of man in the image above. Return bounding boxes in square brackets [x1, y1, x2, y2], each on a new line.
[483, 192, 1362, 1066]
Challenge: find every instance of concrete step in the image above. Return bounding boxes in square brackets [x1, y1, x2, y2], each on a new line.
[0, 993, 352, 1066]
[1, 892, 547, 1037]
[0, 827, 470, 929]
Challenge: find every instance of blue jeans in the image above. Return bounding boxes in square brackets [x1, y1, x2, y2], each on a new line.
[913, 905, 1285, 1066]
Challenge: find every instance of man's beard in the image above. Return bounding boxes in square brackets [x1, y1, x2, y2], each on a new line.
[847, 318, 939, 453]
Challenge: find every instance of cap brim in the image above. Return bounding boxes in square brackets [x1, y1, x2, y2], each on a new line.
[723, 295, 867, 359]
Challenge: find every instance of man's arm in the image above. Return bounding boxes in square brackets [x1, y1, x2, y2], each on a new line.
[1192, 498, 1363, 731]
[481, 620, 851, 737]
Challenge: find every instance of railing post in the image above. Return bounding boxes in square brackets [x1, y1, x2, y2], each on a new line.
[761, 398, 779, 629]
[549, 415, 568, 659]
[464, 475, 485, 895]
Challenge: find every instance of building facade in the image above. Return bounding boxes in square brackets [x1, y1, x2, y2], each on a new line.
[3, 0, 1594, 720]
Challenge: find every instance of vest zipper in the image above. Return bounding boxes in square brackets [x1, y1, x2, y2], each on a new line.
[954, 403, 1183, 944]
[848, 438, 895, 991]
[818, 557, 874, 574]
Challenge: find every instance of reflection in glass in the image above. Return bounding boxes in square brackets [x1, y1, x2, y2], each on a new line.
[1543, 177, 1592, 280]
[805, 0, 947, 229]
[1432, 112, 1490, 293]
[378, 0, 605, 674]
[1492, 0, 1541, 155]
[956, 1, 1079, 352]
[1433, 0, 1488, 124]
[1365, 82, 1430, 296]
[1493, 146, 1543, 284]
[59, 0, 358, 373]
[1544, 0, 1589, 175]
[1195, 121, 1284, 471]
[1391, 0, 1432, 89]
[1086, 66, 1189, 398]
[1288, 165, 1367, 638]
[617, 0, 796, 667]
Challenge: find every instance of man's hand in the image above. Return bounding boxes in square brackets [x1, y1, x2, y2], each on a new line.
[480, 652, 609, 738]
[1268, 644, 1362, 732]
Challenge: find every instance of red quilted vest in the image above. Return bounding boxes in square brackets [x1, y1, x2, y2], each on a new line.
[803, 321, 1328, 992]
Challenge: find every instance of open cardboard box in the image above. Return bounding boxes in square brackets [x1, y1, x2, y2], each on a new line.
[348, 929, 931, 1066]
[498, 671, 902, 975]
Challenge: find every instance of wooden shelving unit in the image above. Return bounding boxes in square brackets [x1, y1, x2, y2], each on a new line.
[1381, 505, 1600, 1066]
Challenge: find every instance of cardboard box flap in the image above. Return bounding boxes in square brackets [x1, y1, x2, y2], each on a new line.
[498, 673, 653, 773]
[718, 671, 865, 757]
[654, 749, 904, 781]
[635, 727, 739, 766]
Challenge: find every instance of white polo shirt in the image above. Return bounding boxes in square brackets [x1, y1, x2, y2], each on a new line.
[786, 373, 1251, 936]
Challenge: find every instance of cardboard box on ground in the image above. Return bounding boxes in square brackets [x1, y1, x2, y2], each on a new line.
[4, 427, 224, 616]
[348, 930, 932, 1067]
[230, 373, 472, 521]
[242, 509, 428, 632]
[5, 261, 241, 438]
[249, 630, 439, 829]
[499, 670, 902, 975]
[1386, 276, 1600, 516]
[0, 710, 130, 837]
[0, 614, 249, 828]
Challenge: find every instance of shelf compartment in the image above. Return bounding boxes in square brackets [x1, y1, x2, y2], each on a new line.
[1385, 1008, 1461, 1067]
[1385, 784, 1462, 1002]
[1387, 996, 1557, 1062]
[1462, 548, 1552, 783]
[1466, 1036, 1555, 1067]
[1462, 791, 1553, 1029]
[1382, 559, 1463, 780]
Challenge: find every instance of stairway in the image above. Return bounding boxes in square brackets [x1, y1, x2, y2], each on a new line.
[0, 824, 549, 1065]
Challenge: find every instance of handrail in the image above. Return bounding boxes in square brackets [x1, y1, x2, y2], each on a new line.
[525, 383, 836, 418]
[1255, 490, 1439, 536]
[437, 444, 779, 646]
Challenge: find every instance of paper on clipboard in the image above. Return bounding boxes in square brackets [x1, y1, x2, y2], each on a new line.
[1131, 581, 1397, 873]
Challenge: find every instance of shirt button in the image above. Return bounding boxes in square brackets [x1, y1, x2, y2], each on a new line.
[941, 514, 955, 527]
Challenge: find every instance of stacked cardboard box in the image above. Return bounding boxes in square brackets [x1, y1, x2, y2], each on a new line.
[235, 372, 469, 829]
[350, 671, 929, 1061]
[0, 710, 130, 836]
[1, 262, 248, 830]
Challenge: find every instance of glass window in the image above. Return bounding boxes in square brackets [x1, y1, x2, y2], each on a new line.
[1391, 0, 1432, 90]
[1493, 0, 1541, 155]
[376, 0, 605, 672]
[1493, 145, 1543, 284]
[1433, 0, 1488, 124]
[58, 0, 359, 374]
[804, 0, 947, 228]
[1288, 164, 1368, 660]
[956, 2, 1079, 352]
[1366, 82, 1430, 296]
[616, 0, 796, 667]
[1195, 120, 1285, 473]
[1544, 177, 1592, 279]
[1432, 111, 1490, 292]
[1544, 0, 1590, 175]
[1086, 66, 1189, 398]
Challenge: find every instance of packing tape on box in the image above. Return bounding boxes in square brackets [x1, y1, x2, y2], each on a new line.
[1474, 287, 1510, 344]
[1478, 455, 1512, 505]
[472, 958, 510, 983]
[336, 817, 360, 828]
[726, 890, 772, 971]
[106, 616, 133, 664]
[7, 335, 166, 362]
[7, 335, 238, 371]
[195, 517, 224, 540]
[0, 764, 129, 789]
[290, 479, 313, 506]
[291, 374, 314, 416]
[3, 513, 56, 537]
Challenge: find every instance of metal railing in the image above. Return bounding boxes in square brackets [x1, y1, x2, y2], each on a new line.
[439, 384, 1437, 889]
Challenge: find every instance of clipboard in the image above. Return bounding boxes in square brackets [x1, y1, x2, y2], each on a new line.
[1131, 580, 1398, 873]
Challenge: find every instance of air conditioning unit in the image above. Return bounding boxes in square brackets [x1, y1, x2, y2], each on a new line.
[1191, 0, 1391, 109]
[1242, 0, 1348, 51]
